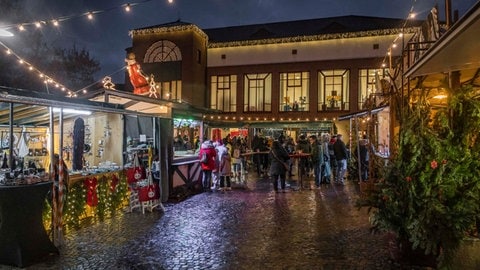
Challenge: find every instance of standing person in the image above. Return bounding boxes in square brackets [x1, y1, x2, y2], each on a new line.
[231, 138, 243, 182]
[212, 140, 223, 190]
[309, 135, 324, 188]
[357, 135, 370, 182]
[321, 134, 332, 184]
[269, 140, 290, 193]
[252, 133, 263, 177]
[285, 136, 296, 177]
[199, 139, 216, 192]
[217, 141, 232, 191]
[328, 135, 337, 181]
[333, 134, 348, 185]
[260, 137, 270, 177]
[218, 144, 232, 191]
[295, 134, 311, 178]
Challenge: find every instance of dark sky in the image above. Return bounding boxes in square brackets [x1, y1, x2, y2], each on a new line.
[1, 0, 478, 85]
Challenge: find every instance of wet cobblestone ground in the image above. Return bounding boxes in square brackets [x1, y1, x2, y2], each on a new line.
[2, 171, 479, 270]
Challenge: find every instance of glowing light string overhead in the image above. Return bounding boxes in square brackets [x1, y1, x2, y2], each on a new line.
[380, 0, 423, 69]
[0, 40, 71, 95]
[0, 0, 175, 97]
[0, 0, 174, 33]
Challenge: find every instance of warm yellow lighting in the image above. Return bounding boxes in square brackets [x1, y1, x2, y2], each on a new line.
[35, 22, 42, 28]
[52, 20, 59, 26]
[125, 4, 131, 12]
[87, 12, 94, 20]
[433, 94, 447, 100]
[409, 12, 416, 19]
[168, 0, 173, 3]
[18, 25, 25, 31]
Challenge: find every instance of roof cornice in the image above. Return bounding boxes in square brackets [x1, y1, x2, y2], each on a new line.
[208, 27, 419, 48]
[130, 24, 209, 42]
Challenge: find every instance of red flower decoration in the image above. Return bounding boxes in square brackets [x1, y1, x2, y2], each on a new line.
[430, 160, 438, 169]
[405, 176, 412, 182]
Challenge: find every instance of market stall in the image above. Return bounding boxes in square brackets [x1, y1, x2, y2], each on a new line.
[0, 86, 172, 266]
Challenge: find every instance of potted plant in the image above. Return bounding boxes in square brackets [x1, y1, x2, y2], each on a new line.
[358, 85, 480, 268]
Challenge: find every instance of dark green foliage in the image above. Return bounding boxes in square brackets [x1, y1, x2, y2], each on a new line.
[358, 85, 480, 268]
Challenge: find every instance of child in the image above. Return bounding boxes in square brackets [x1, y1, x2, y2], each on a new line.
[219, 150, 232, 191]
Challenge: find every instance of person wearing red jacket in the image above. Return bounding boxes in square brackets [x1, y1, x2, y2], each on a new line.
[198, 140, 217, 192]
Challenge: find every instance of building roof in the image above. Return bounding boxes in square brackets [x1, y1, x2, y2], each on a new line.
[203, 15, 421, 43]
[131, 16, 423, 47]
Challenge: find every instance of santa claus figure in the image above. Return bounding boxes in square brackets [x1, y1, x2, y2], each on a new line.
[125, 52, 150, 95]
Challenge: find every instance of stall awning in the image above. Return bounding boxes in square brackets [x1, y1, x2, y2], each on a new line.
[87, 89, 218, 119]
[405, 2, 480, 78]
[338, 105, 388, 121]
[0, 86, 134, 126]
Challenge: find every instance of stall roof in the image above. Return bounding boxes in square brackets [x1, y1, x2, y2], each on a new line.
[0, 86, 161, 126]
[338, 105, 389, 121]
[405, 1, 480, 78]
[86, 88, 219, 119]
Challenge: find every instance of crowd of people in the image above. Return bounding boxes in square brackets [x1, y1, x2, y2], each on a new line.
[198, 131, 368, 193]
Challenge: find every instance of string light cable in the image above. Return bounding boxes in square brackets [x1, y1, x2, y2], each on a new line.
[0, 40, 70, 94]
[0, 0, 173, 33]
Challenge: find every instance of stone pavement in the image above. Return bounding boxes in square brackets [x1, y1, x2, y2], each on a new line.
[2, 172, 479, 269]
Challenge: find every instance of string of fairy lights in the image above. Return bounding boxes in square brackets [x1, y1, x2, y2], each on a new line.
[380, 0, 422, 69]
[1, 0, 430, 101]
[0, 0, 175, 97]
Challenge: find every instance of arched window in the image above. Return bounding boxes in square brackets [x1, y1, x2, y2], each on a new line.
[144, 40, 182, 63]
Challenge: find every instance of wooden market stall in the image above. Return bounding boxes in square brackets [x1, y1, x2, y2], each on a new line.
[0, 86, 168, 267]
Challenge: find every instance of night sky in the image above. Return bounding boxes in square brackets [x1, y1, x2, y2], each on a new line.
[1, 0, 478, 85]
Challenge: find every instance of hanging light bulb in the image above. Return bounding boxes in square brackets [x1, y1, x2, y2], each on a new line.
[87, 12, 94, 20]
[125, 3, 131, 12]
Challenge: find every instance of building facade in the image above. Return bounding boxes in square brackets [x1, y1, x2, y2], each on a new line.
[127, 15, 422, 142]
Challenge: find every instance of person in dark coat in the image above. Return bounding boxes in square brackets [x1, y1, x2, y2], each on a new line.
[309, 135, 324, 188]
[269, 140, 290, 192]
[357, 135, 370, 182]
[333, 134, 348, 185]
[328, 135, 337, 179]
[295, 134, 311, 177]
